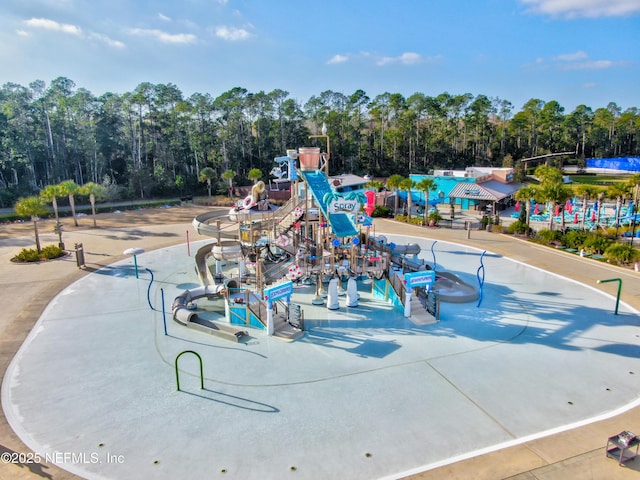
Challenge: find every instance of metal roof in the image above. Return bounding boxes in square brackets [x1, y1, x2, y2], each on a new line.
[448, 180, 522, 201]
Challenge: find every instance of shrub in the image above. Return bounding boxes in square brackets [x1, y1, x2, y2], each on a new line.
[13, 245, 64, 262]
[604, 243, 639, 265]
[428, 211, 443, 225]
[562, 230, 588, 249]
[508, 220, 531, 235]
[14, 248, 41, 262]
[372, 205, 390, 217]
[395, 214, 424, 226]
[582, 233, 612, 254]
[535, 228, 562, 245]
[41, 245, 64, 259]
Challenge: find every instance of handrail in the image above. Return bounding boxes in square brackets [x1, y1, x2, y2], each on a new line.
[389, 271, 406, 306]
[274, 197, 305, 237]
[248, 299, 267, 328]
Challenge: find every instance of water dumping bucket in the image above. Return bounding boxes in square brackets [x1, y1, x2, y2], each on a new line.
[298, 147, 320, 171]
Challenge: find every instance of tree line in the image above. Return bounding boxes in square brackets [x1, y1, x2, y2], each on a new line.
[1, 76, 638, 207]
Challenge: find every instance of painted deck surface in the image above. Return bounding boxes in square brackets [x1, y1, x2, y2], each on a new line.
[3, 235, 640, 480]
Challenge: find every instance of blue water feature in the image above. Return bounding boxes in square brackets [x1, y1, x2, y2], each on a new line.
[300, 170, 358, 238]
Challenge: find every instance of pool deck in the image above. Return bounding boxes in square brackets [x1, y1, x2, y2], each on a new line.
[2, 207, 640, 480]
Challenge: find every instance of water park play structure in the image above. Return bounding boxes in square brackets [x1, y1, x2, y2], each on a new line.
[178, 146, 479, 341]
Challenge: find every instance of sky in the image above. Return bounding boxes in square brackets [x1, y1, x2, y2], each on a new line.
[1, 0, 639, 112]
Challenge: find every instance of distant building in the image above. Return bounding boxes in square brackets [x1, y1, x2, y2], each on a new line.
[393, 167, 522, 214]
[328, 173, 369, 194]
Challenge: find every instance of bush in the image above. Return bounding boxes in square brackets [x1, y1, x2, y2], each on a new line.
[535, 228, 562, 245]
[582, 233, 613, 254]
[395, 214, 424, 226]
[41, 245, 64, 259]
[604, 243, 639, 265]
[428, 211, 443, 225]
[562, 230, 588, 249]
[508, 220, 531, 235]
[372, 205, 391, 217]
[13, 248, 42, 262]
[13, 244, 64, 263]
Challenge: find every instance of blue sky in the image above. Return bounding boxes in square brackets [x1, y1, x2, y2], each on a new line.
[1, 0, 639, 112]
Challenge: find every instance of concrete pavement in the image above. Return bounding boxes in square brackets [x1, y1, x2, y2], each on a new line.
[1, 205, 640, 479]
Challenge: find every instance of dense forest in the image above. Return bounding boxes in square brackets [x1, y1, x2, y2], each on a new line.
[0, 77, 638, 207]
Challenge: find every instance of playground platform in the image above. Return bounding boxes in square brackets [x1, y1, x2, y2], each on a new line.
[2, 207, 640, 480]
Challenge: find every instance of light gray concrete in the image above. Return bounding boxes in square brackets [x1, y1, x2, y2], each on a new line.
[3, 231, 640, 480]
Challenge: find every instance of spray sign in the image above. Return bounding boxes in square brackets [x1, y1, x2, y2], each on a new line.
[403, 270, 436, 289]
[328, 198, 361, 214]
[263, 281, 294, 302]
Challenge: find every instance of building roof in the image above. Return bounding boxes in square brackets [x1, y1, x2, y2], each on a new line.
[449, 180, 522, 201]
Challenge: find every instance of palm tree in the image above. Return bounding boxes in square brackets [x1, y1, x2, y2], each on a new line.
[386, 174, 404, 217]
[595, 191, 605, 227]
[58, 180, 80, 227]
[80, 182, 105, 228]
[199, 167, 216, 197]
[222, 169, 236, 198]
[364, 180, 384, 192]
[574, 184, 600, 230]
[40, 184, 62, 222]
[540, 182, 572, 231]
[627, 174, 640, 244]
[415, 177, 436, 225]
[607, 182, 631, 233]
[628, 174, 640, 207]
[248, 168, 263, 184]
[399, 178, 416, 219]
[14, 196, 50, 253]
[515, 185, 539, 228]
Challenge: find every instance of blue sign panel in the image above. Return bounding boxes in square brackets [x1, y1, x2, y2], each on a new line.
[404, 270, 436, 289]
[263, 281, 294, 302]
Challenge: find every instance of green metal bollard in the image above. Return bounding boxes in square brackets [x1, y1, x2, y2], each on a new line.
[597, 278, 622, 315]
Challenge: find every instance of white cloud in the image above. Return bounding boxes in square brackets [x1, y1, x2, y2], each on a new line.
[561, 59, 617, 70]
[128, 28, 197, 44]
[158, 13, 171, 22]
[553, 50, 588, 62]
[376, 52, 431, 66]
[22, 16, 126, 49]
[89, 32, 126, 49]
[24, 18, 82, 36]
[520, 0, 640, 18]
[215, 26, 252, 41]
[526, 50, 625, 71]
[327, 54, 349, 64]
[377, 52, 422, 66]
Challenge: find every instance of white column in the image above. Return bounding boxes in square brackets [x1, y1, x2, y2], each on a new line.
[284, 296, 290, 324]
[267, 302, 274, 335]
[404, 288, 412, 317]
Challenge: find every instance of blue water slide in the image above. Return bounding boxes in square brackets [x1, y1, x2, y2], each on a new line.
[300, 170, 358, 238]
